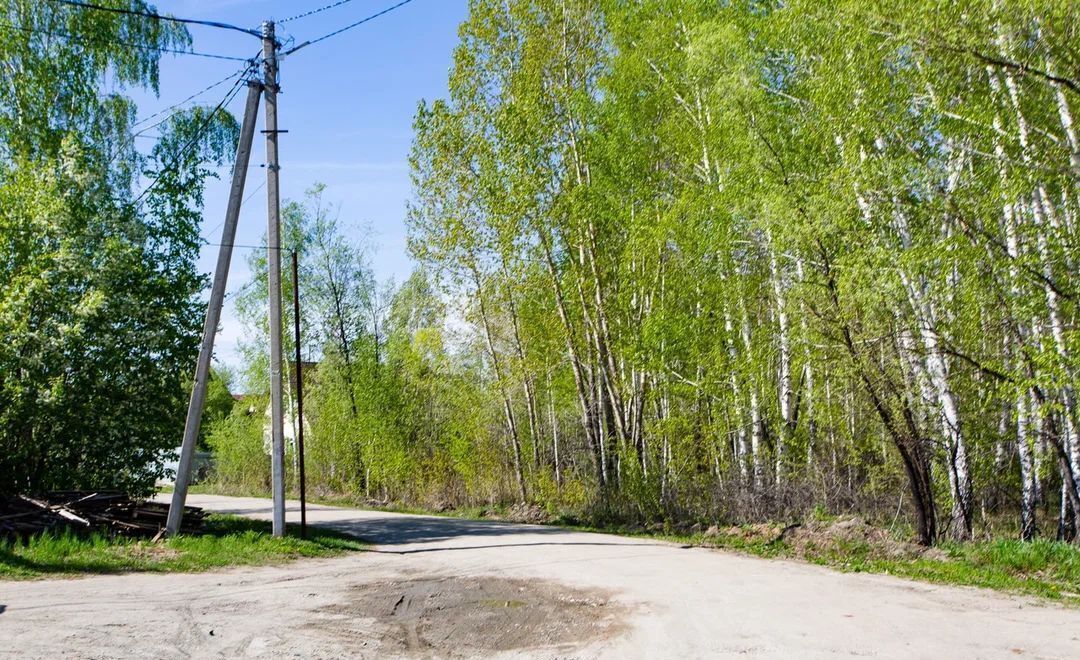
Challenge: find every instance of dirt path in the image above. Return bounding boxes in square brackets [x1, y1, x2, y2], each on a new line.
[3, 494, 1079, 658]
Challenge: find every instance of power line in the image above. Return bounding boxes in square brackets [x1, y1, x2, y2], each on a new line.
[48, 0, 263, 38]
[106, 59, 258, 168]
[0, 20, 252, 61]
[200, 179, 266, 242]
[241, 179, 267, 208]
[284, 0, 417, 56]
[279, 0, 359, 24]
[204, 241, 283, 251]
[131, 61, 258, 132]
[133, 66, 255, 208]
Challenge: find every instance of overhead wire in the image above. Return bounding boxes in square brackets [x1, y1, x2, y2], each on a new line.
[278, 0, 359, 24]
[47, 0, 263, 38]
[26, 2, 298, 265]
[200, 179, 266, 243]
[204, 241, 284, 251]
[0, 20, 252, 61]
[107, 56, 259, 171]
[131, 60, 259, 132]
[284, 0, 416, 56]
[132, 59, 258, 208]
[41, 0, 419, 244]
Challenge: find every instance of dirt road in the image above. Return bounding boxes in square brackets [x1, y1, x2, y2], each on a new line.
[2, 494, 1079, 658]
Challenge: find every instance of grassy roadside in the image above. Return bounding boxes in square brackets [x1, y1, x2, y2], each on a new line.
[0, 514, 365, 580]
[622, 524, 1080, 605]
[170, 485, 1080, 604]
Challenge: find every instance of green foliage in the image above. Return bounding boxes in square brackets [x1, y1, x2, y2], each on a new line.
[208, 0, 1080, 551]
[206, 398, 268, 493]
[0, 1, 239, 495]
[200, 370, 236, 450]
[400, 0, 1080, 543]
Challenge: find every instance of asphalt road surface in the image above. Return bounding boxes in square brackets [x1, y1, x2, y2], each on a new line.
[2, 494, 1079, 658]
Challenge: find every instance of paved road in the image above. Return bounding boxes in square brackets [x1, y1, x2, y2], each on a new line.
[2, 494, 1079, 658]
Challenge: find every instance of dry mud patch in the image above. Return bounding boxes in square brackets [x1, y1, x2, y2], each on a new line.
[307, 574, 626, 657]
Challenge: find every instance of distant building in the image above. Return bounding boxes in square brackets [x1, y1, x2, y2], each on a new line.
[262, 361, 317, 458]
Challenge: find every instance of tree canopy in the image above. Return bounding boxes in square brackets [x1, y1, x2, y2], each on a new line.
[0, 0, 240, 495]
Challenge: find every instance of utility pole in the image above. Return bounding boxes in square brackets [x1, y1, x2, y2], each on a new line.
[292, 250, 308, 539]
[262, 20, 286, 537]
[166, 80, 262, 536]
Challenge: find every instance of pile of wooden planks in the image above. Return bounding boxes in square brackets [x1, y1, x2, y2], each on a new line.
[0, 491, 205, 540]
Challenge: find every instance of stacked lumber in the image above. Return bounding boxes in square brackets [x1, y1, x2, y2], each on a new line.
[0, 491, 205, 540]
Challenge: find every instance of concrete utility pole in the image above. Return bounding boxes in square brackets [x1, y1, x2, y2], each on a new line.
[166, 80, 262, 536]
[262, 20, 287, 537]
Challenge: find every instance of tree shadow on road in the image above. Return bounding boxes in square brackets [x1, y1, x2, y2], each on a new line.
[360, 540, 674, 554]
[315, 515, 673, 552]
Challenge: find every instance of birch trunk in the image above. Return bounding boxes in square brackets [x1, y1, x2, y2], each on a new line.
[470, 266, 527, 504]
[535, 225, 604, 486]
[1048, 61, 1080, 176]
[741, 304, 764, 489]
[547, 373, 562, 489]
[724, 308, 749, 480]
[1000, 54, 1080, 504]
[500, 263, 541, 472]
[769, 240, 793, 484]
[796, 258, 816, 465]
[1018, 389, 1038, 540]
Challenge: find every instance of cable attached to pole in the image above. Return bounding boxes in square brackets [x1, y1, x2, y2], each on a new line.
[48, 0, 264, 38]
[279, 0, 360, 24]
[132, 58, 259, 208]
[132, 61, 258, 132]
[284, 0, 416, 56]
[0, 20, 252, 60]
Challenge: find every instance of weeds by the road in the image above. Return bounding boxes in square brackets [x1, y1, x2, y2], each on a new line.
[0, 515, 364, 579]
[633, 523, 1080, 605]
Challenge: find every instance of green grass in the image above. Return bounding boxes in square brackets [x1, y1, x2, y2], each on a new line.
[881, 539, 1080, 602]
[669, 526, 1080, 604]
[0, 514, 365, 580]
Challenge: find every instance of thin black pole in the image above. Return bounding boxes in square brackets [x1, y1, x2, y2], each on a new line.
[291, 250, 307, 539]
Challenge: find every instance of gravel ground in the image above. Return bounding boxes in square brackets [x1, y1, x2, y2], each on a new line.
[1, 494, 1079, 659]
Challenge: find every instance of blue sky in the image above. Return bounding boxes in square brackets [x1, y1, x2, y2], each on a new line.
[135, 0, 468, 370]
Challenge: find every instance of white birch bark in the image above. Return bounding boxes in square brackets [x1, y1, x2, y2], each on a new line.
[864, 136, 974, 539]
[1018, 388, 1038, 540]
[547, 372, 561, 489]
[1001, 55, 1080, 487]
[471, 267, 527, 504]
[796, 258, 815, 465]
[769, 238, 792, 484]
[1048, 61, 1080, 176]
[724, 308, 749, 480]
[741, 304, 764, 489]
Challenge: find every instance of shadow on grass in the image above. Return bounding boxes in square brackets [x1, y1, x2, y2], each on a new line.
[0, 544, 122, 577]
[0, 514, 364, 579]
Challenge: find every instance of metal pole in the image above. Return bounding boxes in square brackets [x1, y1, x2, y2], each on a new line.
[262, 20, 286, 537]
[167, 80, 262, 536]
[292, 250, 308, 539]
